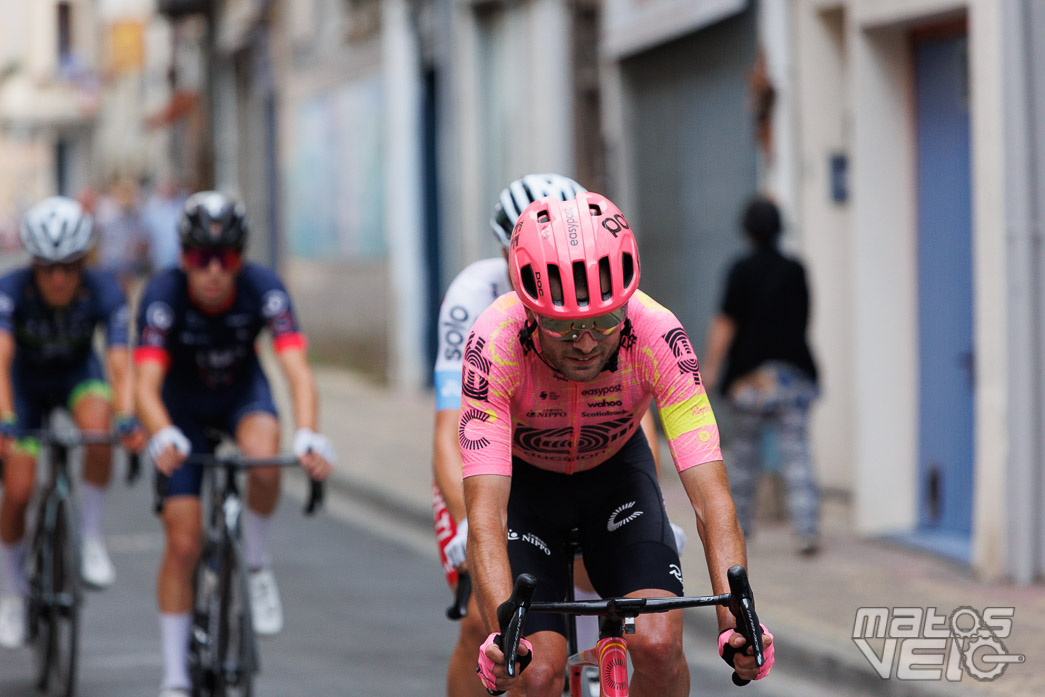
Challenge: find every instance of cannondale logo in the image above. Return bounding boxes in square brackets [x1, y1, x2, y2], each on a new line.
[458, 409, 491, 451]
[662, 328, 701, 385]
[607, 501, 644, 532]
[462, 335, 491, 402]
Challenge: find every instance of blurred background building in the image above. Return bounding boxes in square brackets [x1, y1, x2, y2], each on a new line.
[0, 0, 1043, 583]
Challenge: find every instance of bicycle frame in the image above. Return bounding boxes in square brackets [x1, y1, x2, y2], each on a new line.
[157, 451, 323, 697]
[23, 424, 136, 697]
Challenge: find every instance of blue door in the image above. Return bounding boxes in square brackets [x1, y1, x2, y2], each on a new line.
[915, 35, 974, 545]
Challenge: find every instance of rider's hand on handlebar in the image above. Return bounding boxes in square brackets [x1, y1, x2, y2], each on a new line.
[445, 518, 468, 569]
[115, 414, 147, 453]
[148, 425, 191, 475]
[292, 428, 335, 480]
[719, 623, 774, 681]
[477, 633, 532, 693]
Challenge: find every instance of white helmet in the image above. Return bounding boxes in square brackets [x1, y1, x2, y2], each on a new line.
[20, 196, 95, 263]
[489, 173, 587, 249]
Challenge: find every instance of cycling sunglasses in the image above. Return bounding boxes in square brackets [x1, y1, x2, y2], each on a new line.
[184, 247, 242, 271]
[33, 258, 84, 275]
[537, 306, 628, 342]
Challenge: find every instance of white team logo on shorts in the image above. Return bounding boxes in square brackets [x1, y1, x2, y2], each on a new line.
[607, 501, 644, 532]
[669, 564, 683, 584]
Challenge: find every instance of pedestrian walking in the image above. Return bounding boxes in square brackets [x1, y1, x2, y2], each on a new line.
[702, 195, 821, 555]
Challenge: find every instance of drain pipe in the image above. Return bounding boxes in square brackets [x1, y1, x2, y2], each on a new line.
[1002, 0, 1044, 584]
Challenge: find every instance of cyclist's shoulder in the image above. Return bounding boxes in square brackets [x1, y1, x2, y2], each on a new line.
[473, 291, 524, 328]
[239, 261, 284, 287]
[0, 266, 32, 294]
[80, 267, 122, 294]
[139, 268, 187, 313]
[627, 290, 683, 330]
[442, 257, 509, 302]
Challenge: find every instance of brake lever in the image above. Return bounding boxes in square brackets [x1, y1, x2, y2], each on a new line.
[487, 573, 536, 695]
[447, 570, 472, 620]
[305, 478, 324, 516]
[726, 565, 764, 686]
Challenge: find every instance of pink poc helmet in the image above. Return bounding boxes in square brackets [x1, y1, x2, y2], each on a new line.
[509, 191, 640, 320]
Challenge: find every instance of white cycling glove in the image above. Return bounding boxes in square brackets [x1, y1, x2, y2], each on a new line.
[670, 521, 688, 555]
[292, 428, 337, 464]
[445, 518, 468, 568]
[147, 425, 191, 462]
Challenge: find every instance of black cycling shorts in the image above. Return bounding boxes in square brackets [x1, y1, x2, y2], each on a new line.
[506, 428, 684, 637]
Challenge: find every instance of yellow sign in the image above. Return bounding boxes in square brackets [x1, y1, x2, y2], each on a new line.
[110, 21, 144, 74]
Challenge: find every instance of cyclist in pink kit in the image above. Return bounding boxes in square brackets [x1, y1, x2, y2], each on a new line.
[461, 192, 774, 695]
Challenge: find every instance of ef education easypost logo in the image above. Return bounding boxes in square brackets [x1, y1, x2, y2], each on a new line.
[852, 606, 1024, 682]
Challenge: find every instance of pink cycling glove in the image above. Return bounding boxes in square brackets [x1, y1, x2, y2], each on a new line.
[718, 623, 774, 680]
[477, 632, 534, 692]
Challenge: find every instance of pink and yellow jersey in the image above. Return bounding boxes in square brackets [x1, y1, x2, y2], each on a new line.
[459, 290, 722, 478]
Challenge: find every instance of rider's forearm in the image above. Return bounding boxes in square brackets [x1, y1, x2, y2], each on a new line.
[106, 347, 135, 416]
[134, 366, 173, 435]
[433, 409, 467, 522]
[276, 348, 318, 431]
[464, 476, 514, 633]
[680, 462, 748, 629]
[0, 332, 14, 416]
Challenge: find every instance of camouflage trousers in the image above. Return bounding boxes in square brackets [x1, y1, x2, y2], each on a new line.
[725, 363, 819, 540]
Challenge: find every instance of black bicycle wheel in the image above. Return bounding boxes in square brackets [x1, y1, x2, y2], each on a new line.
[190, 545, 221, 697]
[215, 541, 255, 697]
[35, 500, 81, 697]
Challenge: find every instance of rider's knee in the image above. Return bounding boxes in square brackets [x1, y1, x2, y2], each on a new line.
[1, 468, 34, 509]
[629, 629, 684, 676]
[459, 610, 488, 648]
[164, 524, 202, 568]
[518, 658, 566, 697]
[246, 465, 281, 491]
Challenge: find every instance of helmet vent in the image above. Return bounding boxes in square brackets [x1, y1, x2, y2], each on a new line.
[622, 253, 635, 288]
[537, 210, 551, 224]
[572, 261, 589, 307]
[589, 203, 602, 217]
[548, 264, 564, 306]
[520, 264, 539, 300]
[598, 257, 612, 300]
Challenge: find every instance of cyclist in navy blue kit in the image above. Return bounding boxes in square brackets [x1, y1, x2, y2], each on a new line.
[0, 196, 146, 649]
[134, 192, 335, 697]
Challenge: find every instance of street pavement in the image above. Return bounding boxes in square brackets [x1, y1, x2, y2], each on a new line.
[296, 360, 1041, 697]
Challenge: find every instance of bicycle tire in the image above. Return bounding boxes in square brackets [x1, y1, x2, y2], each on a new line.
[189, 542, 222, 697]
[32, 499, 81, 697]
[215, 539, 255, 697]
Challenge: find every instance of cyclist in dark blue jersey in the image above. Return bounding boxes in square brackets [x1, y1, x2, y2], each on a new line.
[0, 196, 146, 649]
[134, 191, 335, 697]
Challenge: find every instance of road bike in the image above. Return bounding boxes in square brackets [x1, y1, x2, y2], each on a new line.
[20, 423, 140, 697]
[155, 451, 323, 697]
[491, 565, 765, 697]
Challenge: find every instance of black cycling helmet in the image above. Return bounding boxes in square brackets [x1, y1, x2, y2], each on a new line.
[179, 191, 248, 251]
